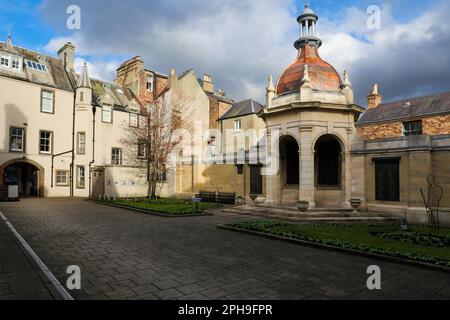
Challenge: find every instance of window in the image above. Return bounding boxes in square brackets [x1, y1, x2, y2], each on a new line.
[130, 112, 139, 128]
[56, 171, 69, 186]
[41, 90, 55, 113]
[25, 60, 47, 72]
[11, 58, 20, 70]
[146, 75, 154, 92]
[157, 165, 167, 182]
[76, 166, 85, 189]
[234, 119, 242, 132]
[403, 121, 423, 136]
[39, 131, 52, 154]
[112, 148, 122, 165]
[77, 132, 86, 154]
[10, 127, 25, 152]
[137, 140, 147, 159]
[102, 105, 112, 123]
[237, 165, 244, 175]
[80, 91, 84, 102]
[374, 158, 400, 202]
[1, 55, 9, 67]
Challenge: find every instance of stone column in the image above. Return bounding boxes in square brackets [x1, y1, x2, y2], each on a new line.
[299, 127, 315, 208]
[342, 151, 352, 208]
[264, 130, 279, 206]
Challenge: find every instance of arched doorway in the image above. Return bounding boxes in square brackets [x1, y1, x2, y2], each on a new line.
[0, 159, 45, 198]
[279, 135, 300, 204]
[314, 134, 343, 206]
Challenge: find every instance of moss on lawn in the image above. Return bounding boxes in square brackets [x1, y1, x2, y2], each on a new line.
[100, 198, 218, 215]
[226, 220, 450, 267]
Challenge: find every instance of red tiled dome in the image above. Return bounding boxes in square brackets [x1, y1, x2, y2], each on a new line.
[276, 45, 342, 95]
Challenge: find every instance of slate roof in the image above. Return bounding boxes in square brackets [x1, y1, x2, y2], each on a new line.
[0, 41, 140, 110]
[0, 41, 74, 91]
[357, 91, 450, 126]
[219, 99, 264, 120]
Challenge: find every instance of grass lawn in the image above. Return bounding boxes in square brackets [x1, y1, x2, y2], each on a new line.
[226, 220, 450, 267]
[99, 198, 219, 215]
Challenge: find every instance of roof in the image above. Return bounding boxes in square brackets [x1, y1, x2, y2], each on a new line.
[357, 91, 450, 126]
[219, 99, 263, 120]
[0, 41, 140, 110]
[207, 92, 234, 104]
[276, 45, 342, 95]
[0, 41, 74, 92]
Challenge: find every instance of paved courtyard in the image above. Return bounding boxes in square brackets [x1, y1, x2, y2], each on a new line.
[1, 198, 450, 300]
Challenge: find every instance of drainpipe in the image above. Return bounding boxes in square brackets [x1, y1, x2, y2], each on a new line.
[51, 150, 73, 188]
[88, 106, 97, 198]
[63, 67, 77, 198]
[70, 91, 76, 197]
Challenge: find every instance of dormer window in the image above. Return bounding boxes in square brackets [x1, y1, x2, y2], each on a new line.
[11, 58, 20, 70]
[0, 51, 22, 72]
[1, 56, 9, 67]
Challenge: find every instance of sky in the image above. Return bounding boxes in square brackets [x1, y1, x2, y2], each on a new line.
[1, 0, 449, 106]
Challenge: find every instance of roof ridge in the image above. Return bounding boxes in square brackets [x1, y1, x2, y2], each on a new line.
[380, 91, 450, 106]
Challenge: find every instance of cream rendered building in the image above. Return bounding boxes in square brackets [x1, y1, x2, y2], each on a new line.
[0, 39, 150, 199]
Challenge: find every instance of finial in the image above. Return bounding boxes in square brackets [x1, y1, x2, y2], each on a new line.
[6, 31, 12, 49]
[267, 75, 274, 91]
[170, 68, 175, 76]
[343, 70, 351, 87]
[302, 65, 310, 83]
[371, 83, 379, 95]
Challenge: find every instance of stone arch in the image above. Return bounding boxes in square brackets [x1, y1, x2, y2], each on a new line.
[311, 131, 348, 154]
[0, 158, 45, 197]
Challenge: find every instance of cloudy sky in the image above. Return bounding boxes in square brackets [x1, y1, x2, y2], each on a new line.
[1, 0, 449, 106]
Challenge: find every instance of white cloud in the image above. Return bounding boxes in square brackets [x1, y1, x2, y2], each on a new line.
[39, 0, 450, 105]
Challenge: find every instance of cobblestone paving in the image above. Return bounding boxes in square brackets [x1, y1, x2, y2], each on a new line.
[1, 198, 450, 300]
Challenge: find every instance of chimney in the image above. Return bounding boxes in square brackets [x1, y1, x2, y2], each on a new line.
[367, 84, 382, 109]
[202, 74, 214, 93]
[57, 42, 75, 71]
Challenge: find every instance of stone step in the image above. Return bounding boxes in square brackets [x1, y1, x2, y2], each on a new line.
[223, 206, 404, 225]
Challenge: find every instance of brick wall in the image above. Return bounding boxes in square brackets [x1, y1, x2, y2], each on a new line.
[356, 122, 403, 140]
[357, 114, 450, 140]
[423, 115, 450, 135]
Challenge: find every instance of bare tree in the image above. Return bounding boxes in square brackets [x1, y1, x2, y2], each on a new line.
[121, 90, 191, 199]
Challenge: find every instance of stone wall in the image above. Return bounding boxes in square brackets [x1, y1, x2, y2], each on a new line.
[351, 134, 450, 226]
[176, 162, 266, 200]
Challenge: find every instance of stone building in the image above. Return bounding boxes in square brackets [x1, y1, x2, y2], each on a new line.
[261, 5, 364, 208]
[352, 86, 450, 225]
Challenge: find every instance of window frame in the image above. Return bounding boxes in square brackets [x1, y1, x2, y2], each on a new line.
[137, 140, 147, 159]
[76, 166, 86, 189]
[77, 132, 86, 155]
[9, 127, 26, 153]
[0, 54, 10, 68]
[129, 112, 139, 128]
[39, 130, 53, 155]
[55, 170, 69, 187]
[41, 89, 55, 114]
[111, 148, 122, 166]
[146, 74, 154, 92]
[102, 104, 113, 124]
[403, 120, 423, 136]
[234, 119, 242, 132]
